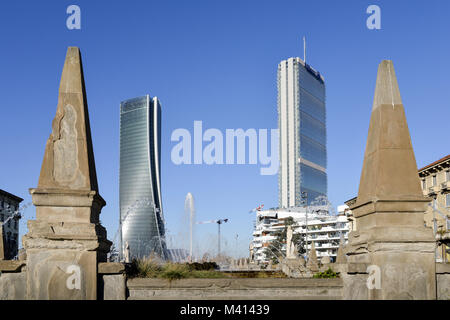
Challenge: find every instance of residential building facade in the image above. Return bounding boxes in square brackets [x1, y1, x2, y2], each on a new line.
[418, 154, 450, 262]
[0, 189, 23, 259]
[342, 198, 357, 232]
[277, 57, 327, 207]
[250, 206, 349, 264]
[119, 95, 166, 260]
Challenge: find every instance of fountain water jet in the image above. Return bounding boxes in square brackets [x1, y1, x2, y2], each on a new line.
[184, 193, 195, 261]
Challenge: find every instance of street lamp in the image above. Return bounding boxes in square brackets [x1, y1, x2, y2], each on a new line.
[301, 191, 308, 259]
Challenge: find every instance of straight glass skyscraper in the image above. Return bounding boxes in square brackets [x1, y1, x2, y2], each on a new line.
[120, 95, 166, 259]
[278, 57, 327, 207]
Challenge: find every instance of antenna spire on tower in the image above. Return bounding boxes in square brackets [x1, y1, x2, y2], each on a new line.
[303, 36, 306, 64]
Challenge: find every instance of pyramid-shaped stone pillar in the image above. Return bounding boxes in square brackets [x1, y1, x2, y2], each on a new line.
[23, 47, 111, 300]
[336, 234, 347, 264]
[346, 60, 436, 299]
[306, 242, 319, 272]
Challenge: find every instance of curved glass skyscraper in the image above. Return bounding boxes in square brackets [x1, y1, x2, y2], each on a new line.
[120, 95, 166, 259]
[278, 57, 327, 207]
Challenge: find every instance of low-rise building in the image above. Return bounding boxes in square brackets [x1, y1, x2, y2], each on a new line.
[418, 154, 450, 263]
[250, 206, 350, 264]
[0, 189, 23, 259]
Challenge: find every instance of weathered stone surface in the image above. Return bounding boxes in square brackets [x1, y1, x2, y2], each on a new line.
[98, 262, 126, 274]
[0, 271, 27, 300]
[23, 47, 111, 300]
[29, 189, 106, 224]
[18, 248, 27, 261]
[437, 273, 450, 300]
[341, 272, 369, 300]
[286, 226, 296, 259]
[127, 278, 343, 300]
[37, 47, 98, 192]
[25, 249, 97, 300]
[436, 263, 450, 300]
[306, 242, 319, 272]
[0, 260, 26, 272]
[354, 61, 426, 208]
[280, 258, 308, 278]
[336, 235, 347, 264]
[320, 256, 331, 265]
[332, 263, 348, 274]
[346, 263, 369, 274]
[27, 220, 107, 239]
[346, 60, 436, 300]
[436, 263, 450, 274]
[103, 274, 126, 300]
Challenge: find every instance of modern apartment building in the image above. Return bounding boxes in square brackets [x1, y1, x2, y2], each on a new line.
[250, 207, 349, 264]
[120, 95, 166, 260]
[278, 57, 327, 207]
[0, 189, 23, 259]
[418, 154, 450, 262]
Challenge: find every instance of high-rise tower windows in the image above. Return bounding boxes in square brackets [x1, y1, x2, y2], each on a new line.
[120, 95, 166, 260]
[278, 57, 327, 207]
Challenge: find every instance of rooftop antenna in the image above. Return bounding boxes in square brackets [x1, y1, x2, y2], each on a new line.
[303, 36, 306, 64]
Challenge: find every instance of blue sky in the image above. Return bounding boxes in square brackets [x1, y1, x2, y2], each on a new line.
[0, 0, 449, 258]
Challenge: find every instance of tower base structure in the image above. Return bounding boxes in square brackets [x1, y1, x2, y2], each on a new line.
[23, 189, 111, 299]
[345, 199, 436, 299]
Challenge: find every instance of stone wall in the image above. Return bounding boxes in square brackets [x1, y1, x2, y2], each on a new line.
[340, 264, 370, 300]
[341, 262, 450, 300]
[0, 271, 27, 300]
[1, 261, 448, 300]
[0, 261, 27, 300]
[436, 263, 450, 300]
[98, 262, 127, 300]
[126, 278, 343, 300]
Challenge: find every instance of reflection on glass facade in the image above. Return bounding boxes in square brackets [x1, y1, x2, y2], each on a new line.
[278, 58, 327, 207]
[120, 95, 166, 259]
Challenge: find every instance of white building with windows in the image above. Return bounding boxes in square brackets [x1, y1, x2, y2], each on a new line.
[250, 206, 350, 264]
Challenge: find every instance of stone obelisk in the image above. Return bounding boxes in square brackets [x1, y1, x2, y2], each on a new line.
[23, 47, 111, 300]
[346, 60, 436, 299]
[306, 241, 319, 272]
[336, 234, 347, 264]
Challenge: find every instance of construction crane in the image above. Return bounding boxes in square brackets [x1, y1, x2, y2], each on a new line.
[197, 218, 229, 257]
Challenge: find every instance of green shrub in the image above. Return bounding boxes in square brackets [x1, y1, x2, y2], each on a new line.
[131, 257, 162, 278]
[129, 259, 225, 279]
[160, 263, 189, 280]
[313, 267, 339, 279]
[186, 262, 218, 271]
